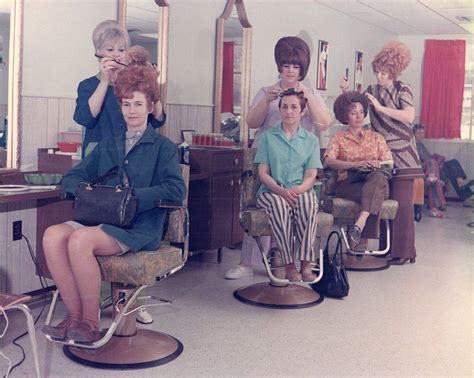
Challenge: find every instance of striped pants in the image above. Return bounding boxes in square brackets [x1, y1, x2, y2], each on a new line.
[257, 191, 318, 264]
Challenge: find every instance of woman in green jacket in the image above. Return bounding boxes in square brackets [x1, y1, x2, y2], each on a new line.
[42, 65, 185, 344]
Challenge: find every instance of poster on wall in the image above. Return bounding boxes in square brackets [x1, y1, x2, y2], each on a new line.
[354, 51, 363, 93]
[317, 40, 328, 90]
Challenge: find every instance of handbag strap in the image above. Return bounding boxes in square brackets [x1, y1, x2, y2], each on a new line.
[325, 230, 343, 264]
[90, 166, 130, 187]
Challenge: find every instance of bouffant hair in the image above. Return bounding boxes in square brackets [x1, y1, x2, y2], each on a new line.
[126, 45, 152, 67]
[114, 66, 159, 106]
[333, 91, 369, 125]
[278, 88, 308, 112]
[92, 20, 130, 52]
[274, 36, 310, 80]
[371, 41, 411, 79]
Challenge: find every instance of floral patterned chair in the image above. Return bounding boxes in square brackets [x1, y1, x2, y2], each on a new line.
[43, 165, 189, 369]
[236, 149, 334, 308]
[322, 191, 398, 271]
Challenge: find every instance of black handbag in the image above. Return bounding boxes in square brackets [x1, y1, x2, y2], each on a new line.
[73, 166, 138, 228]
[311, 231, 350, 298]
[347, 164, 394, 184]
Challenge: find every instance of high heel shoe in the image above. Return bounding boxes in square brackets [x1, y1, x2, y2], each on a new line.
[389, 257, 416, 265]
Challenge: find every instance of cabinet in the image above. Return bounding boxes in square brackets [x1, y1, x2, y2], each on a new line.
[189, 147, 243, 252]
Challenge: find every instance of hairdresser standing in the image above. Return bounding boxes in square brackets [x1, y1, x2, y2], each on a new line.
[74, 20, 165, 157]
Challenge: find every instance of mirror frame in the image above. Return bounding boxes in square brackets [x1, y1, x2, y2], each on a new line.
[213, 0, 252, 144]
[118, 0, 170, 135]
[2, 0, 23, 171]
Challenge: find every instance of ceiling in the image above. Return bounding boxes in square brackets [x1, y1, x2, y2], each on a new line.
[316, 0, 474, 35]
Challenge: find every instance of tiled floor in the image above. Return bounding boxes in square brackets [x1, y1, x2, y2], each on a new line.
[1, 203, 473, 377]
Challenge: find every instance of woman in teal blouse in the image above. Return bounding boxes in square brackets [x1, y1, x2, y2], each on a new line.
[255, 89, 322, 282]
[42, 65, 185, 344]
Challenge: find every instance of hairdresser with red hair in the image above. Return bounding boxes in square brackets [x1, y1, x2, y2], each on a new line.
[340, 41, 422, 265]
[42, 65, 185, 344]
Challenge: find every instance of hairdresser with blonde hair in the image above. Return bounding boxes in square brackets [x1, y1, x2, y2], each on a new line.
[74, 20, 166, 157]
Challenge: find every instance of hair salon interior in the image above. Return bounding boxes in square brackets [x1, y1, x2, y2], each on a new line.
[0, 0, 473, 376]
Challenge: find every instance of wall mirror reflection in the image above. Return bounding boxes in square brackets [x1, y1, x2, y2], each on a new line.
[0, 0, 21, 169]
[214, 0, 251, 145]
[120, 0, 169, 126]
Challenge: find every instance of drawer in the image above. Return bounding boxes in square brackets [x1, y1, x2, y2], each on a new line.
[212, 151, 243, 173]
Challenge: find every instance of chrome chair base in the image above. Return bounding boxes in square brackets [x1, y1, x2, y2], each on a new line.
[234, 282, 323, 309]
[343, 254, 390, 272]
[63, 329, 183, 369]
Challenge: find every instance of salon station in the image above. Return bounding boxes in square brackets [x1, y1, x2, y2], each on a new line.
[0, 0, 473, 376]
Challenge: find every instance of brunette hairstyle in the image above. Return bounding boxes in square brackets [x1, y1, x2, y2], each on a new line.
[333, 91, 368, 125]
[371, 41, 411, 79]
[278, 88, 308, 112]
[274, 36, 310, 80]
[126, 45, 153, 67]
[92, 20, 130, 53]
[114, 66, 159, 106]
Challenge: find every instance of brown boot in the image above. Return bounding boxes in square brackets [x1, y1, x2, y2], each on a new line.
[269, 248, 286, 279]
[285, 263, 302, 282]
[42, 316, 78, 340]
[66, 321, 102, 344]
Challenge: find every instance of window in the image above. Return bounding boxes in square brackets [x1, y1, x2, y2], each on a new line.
[461, 39, 473, 140]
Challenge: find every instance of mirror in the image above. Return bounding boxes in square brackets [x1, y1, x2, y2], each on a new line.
[213, 0, 252, 145]
[0, 0, 22, 170]
[119, 0, 169, 134]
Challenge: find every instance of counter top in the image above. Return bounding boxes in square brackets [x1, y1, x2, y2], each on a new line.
[0, 187, 63, 204]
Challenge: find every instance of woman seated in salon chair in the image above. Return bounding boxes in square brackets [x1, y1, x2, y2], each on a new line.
[254, 88, 321, 282]
[41, 65, 186, 344]
[324, 91, 393, 252]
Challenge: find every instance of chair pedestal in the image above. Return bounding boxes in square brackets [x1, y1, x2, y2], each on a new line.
[234, 282, 323, 309]
[63, 283, 183, 369]
[343, 254, 389, 272]
[64, 330, 183, 369]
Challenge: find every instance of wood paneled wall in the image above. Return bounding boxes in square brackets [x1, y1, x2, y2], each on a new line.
[0, 201, 52, 294]
[166, 103, 213, 143]
[21, 96, 78, 170]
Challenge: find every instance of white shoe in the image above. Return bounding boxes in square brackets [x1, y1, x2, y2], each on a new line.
[136, 308, 153, 324]
[225, 265, 254, 280]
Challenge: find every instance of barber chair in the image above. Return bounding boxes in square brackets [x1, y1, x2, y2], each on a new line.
[235, 149, 334, 308]
[0, 293, 41, 377]
[322, 197, 398, 271]
[43, 166, 189, 369]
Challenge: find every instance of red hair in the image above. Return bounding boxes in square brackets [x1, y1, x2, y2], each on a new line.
[114, 66, 159, 106]
[372, 41, 411, 79]
[126, 45, 153, 68]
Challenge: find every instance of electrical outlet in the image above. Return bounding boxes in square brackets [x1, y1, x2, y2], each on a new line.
[13, 220, 22, 241]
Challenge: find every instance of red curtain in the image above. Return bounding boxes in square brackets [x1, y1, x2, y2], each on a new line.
[421, 40, 465, 139]
[221, 42, 234, 114]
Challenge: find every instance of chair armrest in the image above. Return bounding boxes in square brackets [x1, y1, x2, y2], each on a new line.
[155, 199, 184, 209]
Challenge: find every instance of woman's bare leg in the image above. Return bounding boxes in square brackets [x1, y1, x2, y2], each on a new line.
[43, 224, 82, 321]
[67, 227, 122, 328]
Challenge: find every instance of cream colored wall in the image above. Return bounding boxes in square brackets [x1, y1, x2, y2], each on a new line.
[22, 0, 118, 98]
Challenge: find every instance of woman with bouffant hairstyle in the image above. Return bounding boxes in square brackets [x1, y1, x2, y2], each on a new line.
[340, 41, 421, 265]
[42, 65, 185, 344]
[225, 36, 331, 281]
[324, 91, 392, 251]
